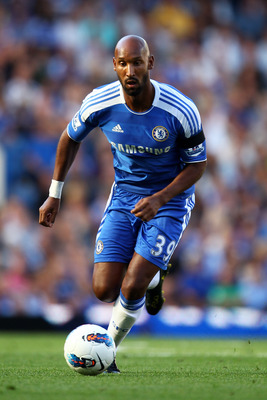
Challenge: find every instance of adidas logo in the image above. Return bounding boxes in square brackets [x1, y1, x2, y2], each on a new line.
[112, 124, 124, 133]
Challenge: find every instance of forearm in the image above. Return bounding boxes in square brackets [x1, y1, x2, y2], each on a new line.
[131, 161, 207, 222]
[52, 128, 80, 182]
[152, 161, 207, 206]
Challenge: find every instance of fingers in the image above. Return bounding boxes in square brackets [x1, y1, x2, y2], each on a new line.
[39, 210, 53, 227]
[39, 208, 58, 227]
[39, 197, 60, 227]
[131, 199, 144, 216]
[131, 199, 154, 222]
[131, 210, 149, 221]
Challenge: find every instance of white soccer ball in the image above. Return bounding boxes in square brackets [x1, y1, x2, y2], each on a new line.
[64, 324, 116, 375]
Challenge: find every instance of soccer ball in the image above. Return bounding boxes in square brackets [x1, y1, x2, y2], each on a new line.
[64, 324, 116, 375]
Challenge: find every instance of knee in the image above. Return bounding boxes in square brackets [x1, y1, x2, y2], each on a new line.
[121, 278, 146, 300]
[92, 262, 125, 303]
[92, 281, 119, 303]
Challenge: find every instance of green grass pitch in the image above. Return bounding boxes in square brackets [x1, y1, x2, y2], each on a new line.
[0, 332, 267, 400]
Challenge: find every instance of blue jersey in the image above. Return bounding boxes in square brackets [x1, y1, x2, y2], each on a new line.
[67, 79, 207, 197]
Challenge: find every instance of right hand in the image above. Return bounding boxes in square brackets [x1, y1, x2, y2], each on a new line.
[39, 197, 61, 227]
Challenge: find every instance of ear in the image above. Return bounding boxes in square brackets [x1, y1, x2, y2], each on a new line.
[148, 55, 154, 70]
[113, 57, 117, 71]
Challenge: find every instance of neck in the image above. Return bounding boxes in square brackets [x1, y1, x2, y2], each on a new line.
[124, 81, 155, 113]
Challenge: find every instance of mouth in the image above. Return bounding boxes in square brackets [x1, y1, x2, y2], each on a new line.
[125, 79, 138, 88]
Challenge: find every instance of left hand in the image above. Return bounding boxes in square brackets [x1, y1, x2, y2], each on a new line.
[130, 195, 162, 222]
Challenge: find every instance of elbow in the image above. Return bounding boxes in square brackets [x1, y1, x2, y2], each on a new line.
[199, 159, 207, 178]
[191, 160, 207, 182]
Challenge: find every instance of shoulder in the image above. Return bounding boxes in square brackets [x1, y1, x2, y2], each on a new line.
[153, 80, 202, 136]
[156, 81, 198, 110]
[80, 81, 122, 121]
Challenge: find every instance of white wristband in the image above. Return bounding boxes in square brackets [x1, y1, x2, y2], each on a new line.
[49, 179, 64, 199]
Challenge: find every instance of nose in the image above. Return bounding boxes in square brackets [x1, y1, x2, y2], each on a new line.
[126, 63, 135, 76]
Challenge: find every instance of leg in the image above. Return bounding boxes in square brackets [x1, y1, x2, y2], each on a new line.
[121, 252, 160, 300]
[135, 194, 196, 314]
[107, 252, 159, 348]
[145, 263, 172, 315]
[92, 261, 127, 374]
[92, 262, 127, 303]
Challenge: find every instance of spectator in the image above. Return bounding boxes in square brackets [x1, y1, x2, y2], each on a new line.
[1, 0, 267, 316]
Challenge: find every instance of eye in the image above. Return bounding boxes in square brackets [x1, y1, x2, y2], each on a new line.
[119, 61, 126, 66]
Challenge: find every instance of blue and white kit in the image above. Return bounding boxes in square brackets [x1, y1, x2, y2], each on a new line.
[67, 79, 207, 269]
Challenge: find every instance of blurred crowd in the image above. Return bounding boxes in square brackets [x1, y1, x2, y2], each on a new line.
[1, 0, 267, 320]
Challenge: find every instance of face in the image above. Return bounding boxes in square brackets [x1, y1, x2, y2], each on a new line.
[113, 39, 154, 97]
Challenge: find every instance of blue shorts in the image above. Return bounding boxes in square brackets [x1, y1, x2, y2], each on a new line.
[94, 184, 195, 270]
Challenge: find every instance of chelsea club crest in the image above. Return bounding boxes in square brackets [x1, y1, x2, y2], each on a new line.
[96, 240, 104, 254]
[152, 126, 169, 142]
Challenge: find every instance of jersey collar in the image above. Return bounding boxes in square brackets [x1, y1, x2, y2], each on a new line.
[119, 79, 159, 115]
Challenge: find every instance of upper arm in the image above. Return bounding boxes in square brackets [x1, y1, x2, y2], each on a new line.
[178, 101, 207, 164]
[179, 130, 207, 164]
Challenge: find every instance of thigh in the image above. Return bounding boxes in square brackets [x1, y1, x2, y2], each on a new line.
[135, 194, 195, 270]
[94, 186, 142, 264]
[94, 209, 139, 263]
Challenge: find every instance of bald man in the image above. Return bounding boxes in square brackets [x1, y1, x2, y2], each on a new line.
[39, 35, 207, 373]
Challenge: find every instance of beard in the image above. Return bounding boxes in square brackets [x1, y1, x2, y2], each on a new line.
[120, 72, 149, 97]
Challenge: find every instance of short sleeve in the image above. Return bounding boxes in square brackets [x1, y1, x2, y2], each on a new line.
[67, 108, 97, 142]
[179, 129, 207, 163]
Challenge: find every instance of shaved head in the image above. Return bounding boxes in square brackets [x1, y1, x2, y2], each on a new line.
[114, 35, 151, 58]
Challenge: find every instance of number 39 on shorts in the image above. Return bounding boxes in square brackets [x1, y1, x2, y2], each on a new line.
[151, 234, 176, 262]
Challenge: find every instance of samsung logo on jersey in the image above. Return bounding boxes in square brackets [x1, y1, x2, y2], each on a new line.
[110, 142, 171, 155]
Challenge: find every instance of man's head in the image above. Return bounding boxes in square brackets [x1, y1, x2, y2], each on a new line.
[113, 35, 154, 97]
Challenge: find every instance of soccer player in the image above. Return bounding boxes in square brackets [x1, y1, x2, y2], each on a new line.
[39, 35, 207, 373]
